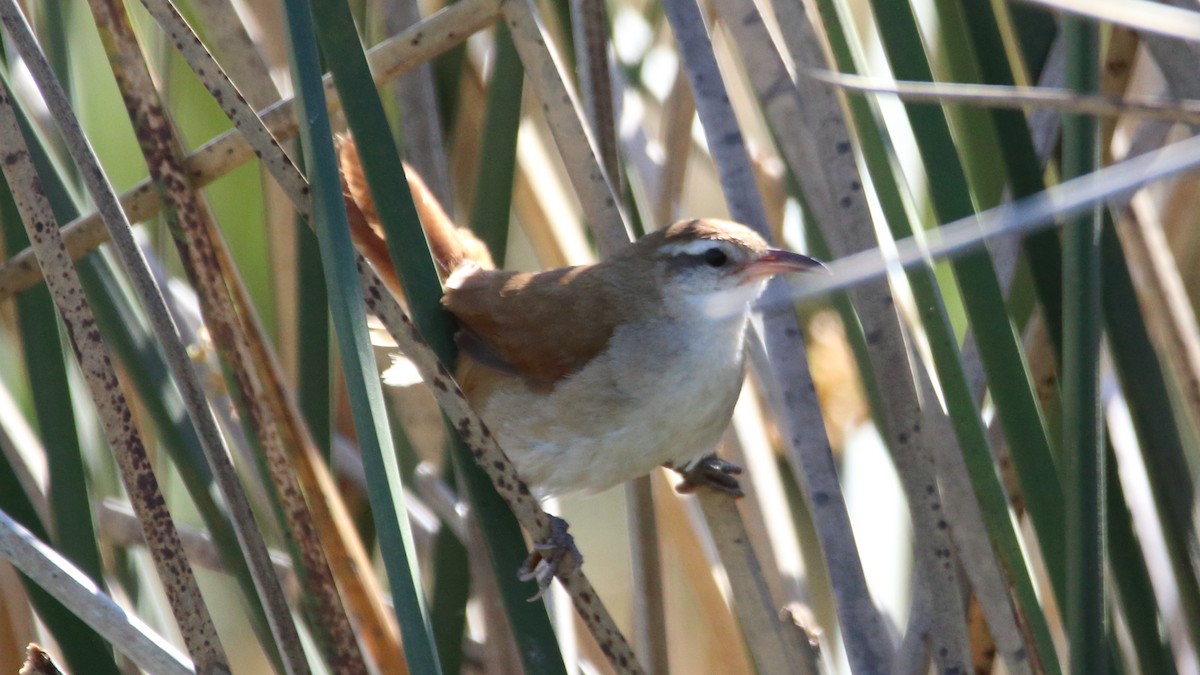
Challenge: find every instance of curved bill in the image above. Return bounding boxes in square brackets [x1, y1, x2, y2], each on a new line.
[742, 249, 829, 280]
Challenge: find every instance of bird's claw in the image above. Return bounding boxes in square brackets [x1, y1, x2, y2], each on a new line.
[674, 456, 744, 497]
[518, 515, 582, 601]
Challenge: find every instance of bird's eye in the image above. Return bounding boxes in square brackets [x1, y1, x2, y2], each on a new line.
[703, 248, 728, 267]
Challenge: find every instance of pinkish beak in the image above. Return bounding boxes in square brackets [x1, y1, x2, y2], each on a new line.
[742, 249, 828, 281]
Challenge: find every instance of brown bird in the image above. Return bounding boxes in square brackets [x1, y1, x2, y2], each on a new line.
[339, 140, 824, 499]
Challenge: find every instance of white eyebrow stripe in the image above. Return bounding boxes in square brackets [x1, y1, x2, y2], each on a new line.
[659, 239, 726, 256]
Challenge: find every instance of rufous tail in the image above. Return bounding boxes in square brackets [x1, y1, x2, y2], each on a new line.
[336, 137, 495, 299]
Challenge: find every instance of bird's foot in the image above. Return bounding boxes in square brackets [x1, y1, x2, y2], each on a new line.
[673, 456, 744, 497]
[518, 515, 582, 601]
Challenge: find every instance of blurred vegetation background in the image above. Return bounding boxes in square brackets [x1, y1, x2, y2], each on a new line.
[0, 0, 1197, 673]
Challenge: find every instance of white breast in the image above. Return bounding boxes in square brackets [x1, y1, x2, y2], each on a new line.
[478, 311, 752, 496]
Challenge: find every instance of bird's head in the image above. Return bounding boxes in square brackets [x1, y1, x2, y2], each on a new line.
[627, 218, 825, 318]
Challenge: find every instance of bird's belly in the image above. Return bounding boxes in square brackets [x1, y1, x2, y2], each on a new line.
[476, 322, 747, 496]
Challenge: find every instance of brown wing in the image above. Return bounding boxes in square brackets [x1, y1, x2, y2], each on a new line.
[443, 265, 624, 386]
[338, 135, 636, 386]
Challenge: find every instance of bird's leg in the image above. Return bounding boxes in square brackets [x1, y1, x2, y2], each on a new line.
[671, 455, 744, 497]
[518, 514, 582, 601]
